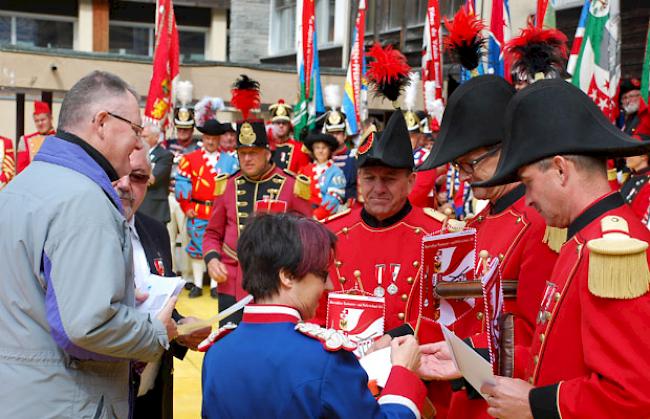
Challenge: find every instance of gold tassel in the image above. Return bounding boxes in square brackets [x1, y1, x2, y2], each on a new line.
[213, 174, 229, 196]
[586, 216, 650, 299]
[543, 226, 568, 253]
[294, 174, 311, 200]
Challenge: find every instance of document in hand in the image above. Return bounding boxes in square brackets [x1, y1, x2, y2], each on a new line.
[441, 325, 496, 400]
[359, 347, 392, 388]
[136, 274, 186, 317]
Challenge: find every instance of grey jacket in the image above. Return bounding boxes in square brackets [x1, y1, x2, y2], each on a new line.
[0, 134, 169, 418]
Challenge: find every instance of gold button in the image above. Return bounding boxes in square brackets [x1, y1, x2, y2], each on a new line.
[498, 253, 504, 261]
[554, 292, 561, 302]
[237, 201, 247, 207]
[272, 178, 283, 184]
[412, 261, 420, 268]
[533, 355, 539, 365]
[238, 212, 249, 218]
[477, 216, 484, 222]
[353, 270, 361, 278]
[335, 260, 342, 267]
[407, 277, 414, 284]
[236, 179, 245, 185]
[414, 227, 422, 234]
[339, 277, 346, 284]
[342, 227, 349, 234]
[539, 333, 545, 343]
[398, 312, 405, 320]
[237, 190, 246, 195]
[545, 311, 552, 321]
[516, 217, 522, 223]
[401, 294, 408, 301]
[528, 377, 534, 384]
[476, 312, 484, 320]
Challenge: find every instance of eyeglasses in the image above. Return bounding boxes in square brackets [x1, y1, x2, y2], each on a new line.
[106, 111, 143, 137]
[129, 172, 150, 185]
[453, 146, 500, 175]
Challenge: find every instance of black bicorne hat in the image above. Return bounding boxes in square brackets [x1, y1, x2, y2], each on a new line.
[357, 111, 414, 170]
[197, 119, 226, 135]
[304, 132, 338, 153]
[236, 120, 269, 149]
[478, 79, 650, 187]
[418, 75, 515, 171]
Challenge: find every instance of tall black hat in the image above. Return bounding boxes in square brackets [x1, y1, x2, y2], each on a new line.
[620, 78, 641, 97]
[231, 74, 269, 149]
[197, 119, 226, 136]
[356, 111, 414, 170]
[418, 75, 515, 171]
[478, 79, 650, 187]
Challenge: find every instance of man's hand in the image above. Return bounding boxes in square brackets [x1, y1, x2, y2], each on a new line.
[207, 259, 228, 283]
[390, 335, 421, 372]
[366, 334, 392, 355]
[418, 341, 462, 381]
[185, 209, 197, 219]
[134, 288, 149, 306]
[176, 317, 212, 350]
[481, 376, 534, 419]
[156, 296, 178, 342]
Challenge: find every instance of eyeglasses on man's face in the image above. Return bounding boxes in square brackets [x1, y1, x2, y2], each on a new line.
[106, 111, 144, 137]
[453, 146, 501, 175]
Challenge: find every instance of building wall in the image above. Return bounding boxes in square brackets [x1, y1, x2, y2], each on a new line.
[229, 0, 270, 64]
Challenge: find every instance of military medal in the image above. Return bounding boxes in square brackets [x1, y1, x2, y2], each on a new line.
[373, 286, 385, 297]
[386, 283, 398, 295]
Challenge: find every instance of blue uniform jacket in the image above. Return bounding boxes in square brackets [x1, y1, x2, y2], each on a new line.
[202, 305, 425, 419]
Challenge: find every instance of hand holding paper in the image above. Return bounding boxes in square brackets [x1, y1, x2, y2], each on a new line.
[418, 341, 462, 381]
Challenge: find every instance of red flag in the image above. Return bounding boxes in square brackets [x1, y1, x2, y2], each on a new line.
[422, 0, 443, 107]
[300, 0, 316, 99]
[144, 0, 179, 127]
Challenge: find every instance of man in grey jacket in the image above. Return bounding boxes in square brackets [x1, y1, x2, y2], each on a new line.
[0, 71, 177, 418]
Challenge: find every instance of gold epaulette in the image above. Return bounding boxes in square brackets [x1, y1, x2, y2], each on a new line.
[293, 173, 311, 200]
[322, 207, 351, 223]
[607, 168, 618, 182]
[586, 215, 650, 299]
[213, 173, 229, 196]
[543, 226, 567, 253]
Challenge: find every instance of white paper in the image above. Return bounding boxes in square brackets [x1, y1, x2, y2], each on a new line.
[359, 347, 392, 388]
[136, 274, 185, 317]
[441, 325, 496, 399]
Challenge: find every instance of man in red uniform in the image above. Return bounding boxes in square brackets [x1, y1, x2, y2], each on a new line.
[469, 80, 650, 418]
[202, 119, 312, 324]
[0, 136, 15, 189]
[268, 99, 310, 173]
[17, 101, 55, 173]
[621, 105, 650, 225]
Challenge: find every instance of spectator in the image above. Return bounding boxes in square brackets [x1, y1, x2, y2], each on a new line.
[139, 122, 174, 225]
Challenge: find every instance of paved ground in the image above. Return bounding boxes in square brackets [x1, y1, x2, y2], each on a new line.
[173, 286, 218, 419]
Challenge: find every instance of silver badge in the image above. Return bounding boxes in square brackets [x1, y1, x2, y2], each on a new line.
[374, 286, 385, 298]
[386, 283, 399, 295]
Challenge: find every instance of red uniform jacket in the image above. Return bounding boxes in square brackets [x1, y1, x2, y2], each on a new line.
[176, 149, 228, 220]
[526, 192, 650, 419]
[620, 167, 650, 223]
[270, 138, 311, 174]
[17, 129, 55, 173]
[202, 165, 312, 298]
[0, 136, 15, 189]
[313, 202, 446, 331]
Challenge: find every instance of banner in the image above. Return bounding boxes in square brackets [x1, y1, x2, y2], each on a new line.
[422, 0, 444, 113]
[144, 0, 179, 128]
[567, 0, 590, 76]
[486, 0, 511, 77]
[571, 0, 621, 121]
[294, 0, 324, 140]
[641, 19, 650, 104]
[342, 0, 367, 135]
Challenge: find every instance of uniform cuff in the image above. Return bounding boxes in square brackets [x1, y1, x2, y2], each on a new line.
[380, 365, 427, 418]
[386, 324, 414, 338]
[529, 383, 561, 419]
[204, 250, 221, 264]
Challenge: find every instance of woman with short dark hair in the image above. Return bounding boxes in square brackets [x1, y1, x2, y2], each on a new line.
[202, 213, 426, 418]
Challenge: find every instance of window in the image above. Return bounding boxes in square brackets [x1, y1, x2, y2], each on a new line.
[366, 0, 464, 34]
[0, 12, 74, 49]
[269, 0, 338, 55]
[108, 21, 206, 61]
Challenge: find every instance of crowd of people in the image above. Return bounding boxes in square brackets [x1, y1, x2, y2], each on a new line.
[1, 22, 650, 419]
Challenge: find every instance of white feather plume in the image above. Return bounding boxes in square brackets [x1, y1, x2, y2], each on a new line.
[174, 80, 194, 106]
[403, 72, 420, 112]
[324, 84, 342, 110]
[424, 80, 444, 123]
[194, 96, 225, 127]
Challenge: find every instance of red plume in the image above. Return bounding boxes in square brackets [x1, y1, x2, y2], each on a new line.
[505, 25, 568, 82]
[230, 74, 261, 120]
[366, 43, 411, 102]
[443, 8, 486, 71]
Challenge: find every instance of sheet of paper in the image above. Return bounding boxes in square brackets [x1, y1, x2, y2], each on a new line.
[136, 274, 185, 318]
[176, 294, 254, 335]
[441, 325, 496, 399]
[359, 347, 392, 388]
